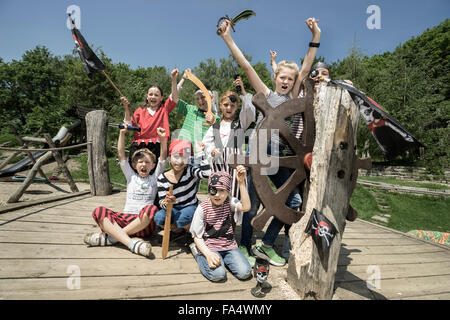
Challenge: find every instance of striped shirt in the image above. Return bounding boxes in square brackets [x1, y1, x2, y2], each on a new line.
[157, 153, 211, 209]
[190, 197, 242, 252]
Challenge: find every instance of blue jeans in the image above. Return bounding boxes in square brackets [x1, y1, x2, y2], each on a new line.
[195, 248, 252, 282]
[240, 168, 260, 250]
[154, 205, 196, 228]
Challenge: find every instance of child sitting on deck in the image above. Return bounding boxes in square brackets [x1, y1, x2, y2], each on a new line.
[83, 126, 168, 257]
[189, 168, 252, 282]
[154, 139, 211, 235]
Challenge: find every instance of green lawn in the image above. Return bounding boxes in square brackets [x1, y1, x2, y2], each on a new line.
[351, 184, 450, 233]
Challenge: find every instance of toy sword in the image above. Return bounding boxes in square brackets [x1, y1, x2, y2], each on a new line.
[184, 69, 216, 126]
[161, 185, 177, 260]
[107, 122, 141, 132]
[216, 10, 256, 35]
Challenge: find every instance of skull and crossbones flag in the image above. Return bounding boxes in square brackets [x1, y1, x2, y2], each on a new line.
[68, 13, 105, 79]
[331, 80, 424, 160]
[305, 209, 338, 255]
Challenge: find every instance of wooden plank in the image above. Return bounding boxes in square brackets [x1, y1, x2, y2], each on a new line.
[335, 261, 450, 282]
[0, 274, 261, 300]
[341, 238, 422, 246]
[0, 220, 99, 234]
[337, 251, 450, 266]
[339, 243, 447, 255]
[0, 212, 95, 225]
[0, 258, 199, 279]
[335, 274, 450, 300]
[0, 243, 194, 260]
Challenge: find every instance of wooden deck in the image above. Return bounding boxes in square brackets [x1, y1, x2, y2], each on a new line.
[0, 181, 449, 300]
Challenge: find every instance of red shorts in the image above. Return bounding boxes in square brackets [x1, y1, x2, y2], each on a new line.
[92, 205, 157, 237]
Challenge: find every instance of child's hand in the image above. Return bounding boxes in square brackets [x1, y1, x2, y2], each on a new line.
[233, 76, 244, 92]
[205, 113, 215, 125]
[236, 165, 247, 184]
[270, 50, 277, 61]
[120, 123, 128, 135]
[306, 17, 321, 37]
[120, 96, 130, 108]
[206, 252, 221, 269]
[211, 148, 221, 158]
[164, 194, 176, 204]
[156, 127, 167, 141]
[219, 19, 232, 39]
[171, 68, 179, 80]
[182, 69, 191, 80]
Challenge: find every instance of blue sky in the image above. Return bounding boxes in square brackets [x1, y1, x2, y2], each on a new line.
[0, 0, 448, 72]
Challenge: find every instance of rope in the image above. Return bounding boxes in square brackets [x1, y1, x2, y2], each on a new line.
[0, 142, 92, 153]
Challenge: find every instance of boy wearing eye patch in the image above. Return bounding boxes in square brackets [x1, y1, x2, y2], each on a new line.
[189, 167, 252, 282]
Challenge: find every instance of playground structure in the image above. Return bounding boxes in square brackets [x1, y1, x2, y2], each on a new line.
[0, 120, 88, 204]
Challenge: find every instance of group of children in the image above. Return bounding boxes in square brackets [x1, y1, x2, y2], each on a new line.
[84, 17, 330, 282]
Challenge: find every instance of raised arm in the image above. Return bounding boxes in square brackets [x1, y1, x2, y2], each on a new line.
[292, 18, 322, 98]
[121, 96, 132, 124]
[157, 127, 168, 161]
[270, 50, 278, 73]
[117, 127, 128, 162]
[219, 20, 270, 96]
[170, 68, 179, 104]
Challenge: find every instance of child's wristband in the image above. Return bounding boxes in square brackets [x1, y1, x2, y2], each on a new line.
[309, 42, 320, 48]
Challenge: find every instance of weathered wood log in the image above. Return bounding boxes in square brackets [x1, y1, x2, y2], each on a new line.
[85, 110, 112, 196]
[286, 82, 361, 300]
[43, 133, 79, 193]
[7, 151, 53, 203]
[8, 125, 47, 180]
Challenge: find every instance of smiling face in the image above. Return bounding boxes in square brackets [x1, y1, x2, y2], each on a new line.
[219, 92, 239, 121]
[146, 86, 163, 109]
[195, 91, 208, 111]
[169, 153, 190, 173]
[274, 65, 297, 96]
[209, 188, 229, 206]
[131, 152, 156, 178]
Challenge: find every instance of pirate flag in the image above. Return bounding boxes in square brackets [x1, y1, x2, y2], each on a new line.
[305, 209, 338, 255]
[68, 14, 105, 79]
[331, 80, 424, 160]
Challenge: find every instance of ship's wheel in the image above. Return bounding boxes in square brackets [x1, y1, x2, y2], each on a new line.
[228, 79, 316, 231]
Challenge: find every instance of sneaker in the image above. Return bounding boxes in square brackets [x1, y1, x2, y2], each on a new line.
[282, 236, 291, 261]
[252, 242, 286, 267]
[189, 243, 199, 257]
[84, 232, 114, 246]
[129, 239, 152, 257]
[239, 245, 256, 267]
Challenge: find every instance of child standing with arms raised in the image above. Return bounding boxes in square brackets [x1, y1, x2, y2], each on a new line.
[121, 69, 179, 162]
[218, 17, 321, 267]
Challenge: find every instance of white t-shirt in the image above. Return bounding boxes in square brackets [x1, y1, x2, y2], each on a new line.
[120, 158, 166, 214]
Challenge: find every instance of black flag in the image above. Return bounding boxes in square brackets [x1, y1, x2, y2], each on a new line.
[331, 80, 424, 160]
[68, 14, 105, 79]
[305, 209, 338, 255]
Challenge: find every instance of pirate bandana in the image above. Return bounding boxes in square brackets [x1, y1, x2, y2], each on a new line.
[310, 61, 330, 78]
[208, 171, 232, 195]
[168, 139, 193, 156]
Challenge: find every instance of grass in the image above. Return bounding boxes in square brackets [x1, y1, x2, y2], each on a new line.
[351, 184, 450, 233]
[358, 175, 449, 190]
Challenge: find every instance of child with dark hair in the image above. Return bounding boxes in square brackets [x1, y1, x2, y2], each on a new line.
[154, 139, 211, 234]
[83, 126, 168, 257]
[121, 69, 179, 163]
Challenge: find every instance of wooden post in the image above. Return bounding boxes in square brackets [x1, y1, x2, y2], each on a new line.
[286, 82, 360, 300]
[85, 110, 112, 196]
[43, 133, 79, 193]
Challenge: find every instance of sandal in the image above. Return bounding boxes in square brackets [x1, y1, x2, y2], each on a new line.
[84, 232, 113, 246]
[130, 239, 152, 257]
